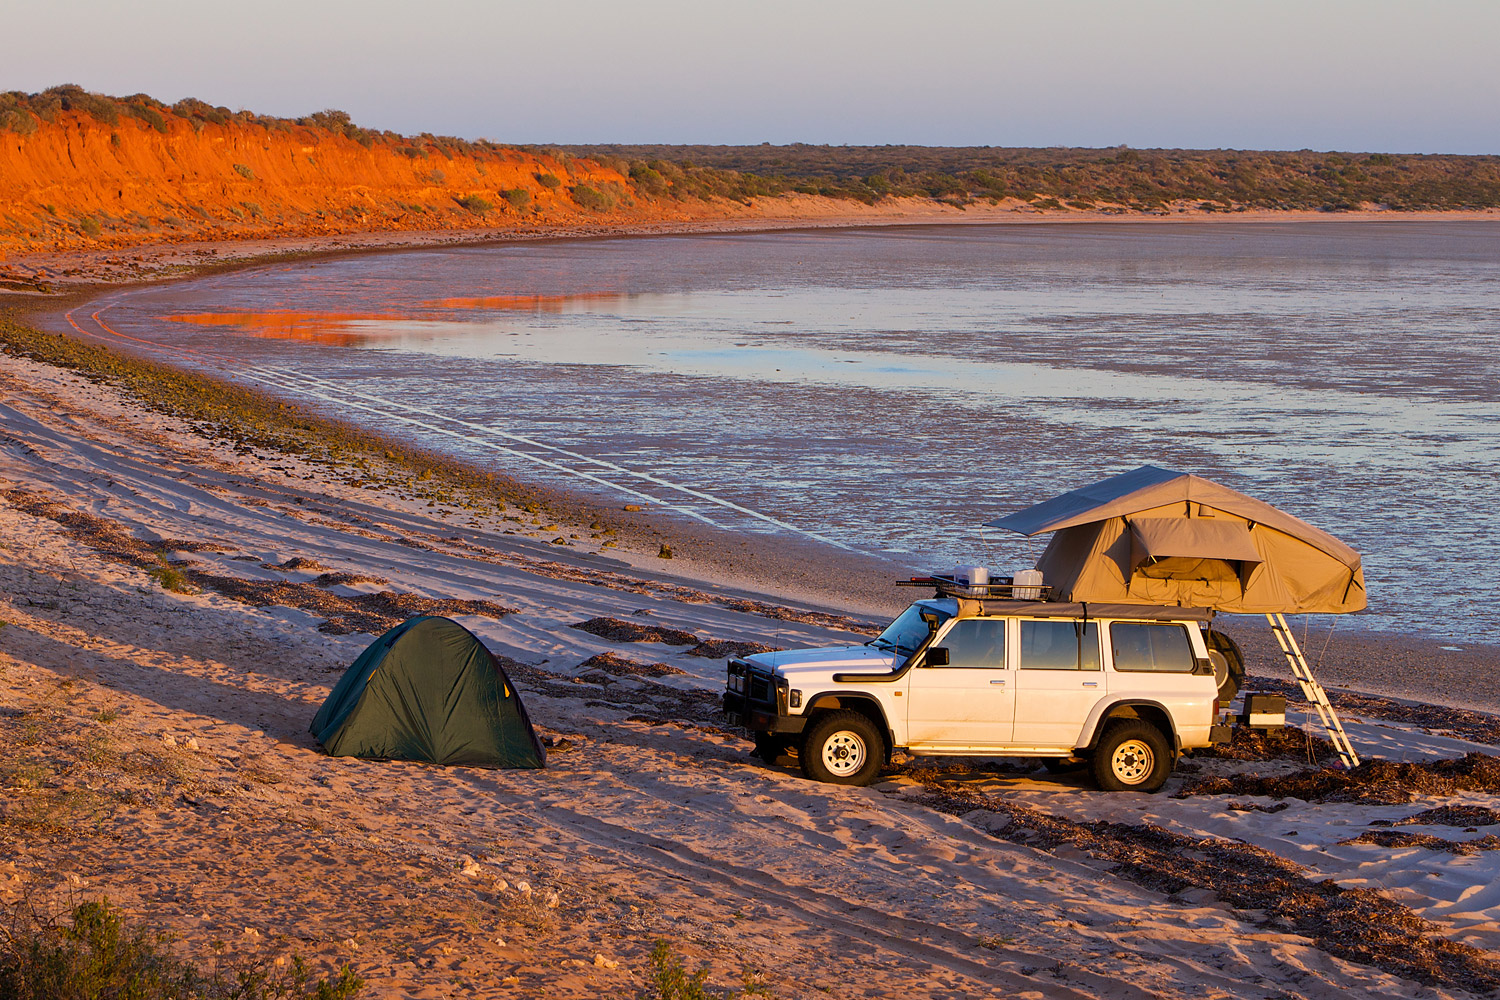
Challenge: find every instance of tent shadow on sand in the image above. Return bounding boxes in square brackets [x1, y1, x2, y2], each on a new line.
[311, 615, 546, 769]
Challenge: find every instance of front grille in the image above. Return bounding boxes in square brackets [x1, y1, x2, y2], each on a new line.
[748, 671, 773, 704]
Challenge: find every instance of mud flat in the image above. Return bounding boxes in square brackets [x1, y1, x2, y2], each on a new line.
[5, 274, 1500, 997]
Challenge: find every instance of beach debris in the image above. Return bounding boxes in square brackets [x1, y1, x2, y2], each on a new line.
[594, 954, 619, 969]
[1340, 830, 1500, 855]
[161, 733, 177, 747]
[184, 737, 200, 751]
[515, 881, 532, 898]
[1193, 724, 1337, 763]
[917, 781, 1500, 993]
[658, 543, 673, 559]
[1177, 752, 1500, 805]
[544, 889, 560, 908]
[264, 556, 326, 571]
[576, 652, 684, 678]
[1393, 804, 1500, 827]
[313, 571, 390, 587]
[685, 638, 777, 659]
[572, 616, 697, 646]
[1248, 676, 1500, 747]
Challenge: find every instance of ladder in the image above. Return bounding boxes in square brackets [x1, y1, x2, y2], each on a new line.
[1265, 613, 1360, 768]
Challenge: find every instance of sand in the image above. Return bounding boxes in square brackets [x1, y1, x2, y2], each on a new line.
[3, 227, 1500, 997]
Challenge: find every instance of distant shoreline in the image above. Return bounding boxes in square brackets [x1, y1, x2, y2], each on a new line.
[4, 204, 1499, 296]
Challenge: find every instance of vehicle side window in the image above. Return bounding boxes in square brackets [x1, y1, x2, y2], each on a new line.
[934, 619, 1006, 668]
[1110, 623, 1195, 672]
[1019, 620, 1099, 671]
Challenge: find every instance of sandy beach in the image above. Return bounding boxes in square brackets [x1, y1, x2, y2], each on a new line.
[4, 226, 1500, 998]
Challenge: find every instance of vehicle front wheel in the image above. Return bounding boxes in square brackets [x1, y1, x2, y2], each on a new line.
[1091, 720, 1172, 793]
[800, 711, 886, 786]
[753, 732, 794, 764]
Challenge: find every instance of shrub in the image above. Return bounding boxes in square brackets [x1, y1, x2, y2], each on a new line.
[233, 163, 254, 180]
[453, 194, 492, 213]
[0, 898, 364, 1000]
[649, 941, 711, 1000]
[501, 188, 531, 210]
[571, 184, 614, 211]
[78, 216, 101, 237]
[124, 98, 168, 134]
[629, 164, 669, 196]
[536, 172, 562, 188]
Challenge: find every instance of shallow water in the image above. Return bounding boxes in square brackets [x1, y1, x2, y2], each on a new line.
[88, 222, 1500, 641]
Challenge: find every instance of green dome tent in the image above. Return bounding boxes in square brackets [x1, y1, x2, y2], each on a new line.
[311, 616, 546, 768]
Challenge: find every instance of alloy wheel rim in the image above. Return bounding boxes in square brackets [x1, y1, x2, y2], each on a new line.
[1111, 739, 1154, 784]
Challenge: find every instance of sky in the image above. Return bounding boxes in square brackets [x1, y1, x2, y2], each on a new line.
[10, 0, 1499, 153]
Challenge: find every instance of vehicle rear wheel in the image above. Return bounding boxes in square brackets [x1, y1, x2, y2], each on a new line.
[800, 711, 886, 786]
[1091, 720, 1172, 793]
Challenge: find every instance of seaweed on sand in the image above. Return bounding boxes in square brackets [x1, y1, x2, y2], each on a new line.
[1176, 752, 1500, 806]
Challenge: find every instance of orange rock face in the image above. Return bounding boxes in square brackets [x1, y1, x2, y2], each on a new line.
[0, 110, 670, 256]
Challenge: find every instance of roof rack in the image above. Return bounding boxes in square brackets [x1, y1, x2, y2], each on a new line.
[897, 574, 1054, 601]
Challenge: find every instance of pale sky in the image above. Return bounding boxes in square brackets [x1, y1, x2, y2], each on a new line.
[11, 0, 1499, 153]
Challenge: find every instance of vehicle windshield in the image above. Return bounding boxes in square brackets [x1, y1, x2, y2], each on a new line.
[869, 603, 951, 658]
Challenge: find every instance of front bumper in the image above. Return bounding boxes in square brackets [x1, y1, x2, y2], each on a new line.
[723, 691, 807, 734]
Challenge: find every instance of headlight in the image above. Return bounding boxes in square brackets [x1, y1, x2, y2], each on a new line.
[789, 689, 802, 709]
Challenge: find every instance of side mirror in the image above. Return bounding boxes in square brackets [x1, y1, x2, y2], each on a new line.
[920, 611, 939, 634]
[926, 646, 950, 666]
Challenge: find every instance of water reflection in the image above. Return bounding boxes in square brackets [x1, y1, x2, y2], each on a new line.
[106, 223, 1500, 640]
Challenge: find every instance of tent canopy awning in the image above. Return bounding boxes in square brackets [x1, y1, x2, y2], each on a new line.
[987, 465, 1361, 570]
[986, 466, 1366, 614]
[1129, 517, 1263, 568]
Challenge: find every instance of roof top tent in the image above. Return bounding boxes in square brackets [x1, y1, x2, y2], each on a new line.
[987, 465, 1366, 766]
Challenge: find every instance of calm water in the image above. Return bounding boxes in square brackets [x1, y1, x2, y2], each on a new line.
[91, 223, 1500, 641]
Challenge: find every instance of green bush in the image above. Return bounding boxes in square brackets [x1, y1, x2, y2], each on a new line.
[233, 163, 254, 180]
[454, 194, 492, 213]
[629, 164, 669, 196]
[571, 184, 614, 211]
[78, 216, 101, 237]
[124, 99, 168, 134]
[0, 899, 363, 1000]
[501, 188, 531, 210]
[536, 172, 562, 188]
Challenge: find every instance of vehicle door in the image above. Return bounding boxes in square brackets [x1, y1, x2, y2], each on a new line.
[905, 617, 1013, 747]
[1106, 621, 1213, 734]
[1011, 618, 1102, 748]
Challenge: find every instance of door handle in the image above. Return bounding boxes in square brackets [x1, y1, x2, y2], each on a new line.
[1082, 681, 1099, 687]
[990, 679, 1006, 686]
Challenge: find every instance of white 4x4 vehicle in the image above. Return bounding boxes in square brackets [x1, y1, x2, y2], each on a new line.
[726, 582, 1241, 792]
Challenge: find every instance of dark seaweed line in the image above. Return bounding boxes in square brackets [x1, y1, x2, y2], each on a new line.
[915, 780, 1500, 994]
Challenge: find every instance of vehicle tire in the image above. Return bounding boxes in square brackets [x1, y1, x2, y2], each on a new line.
[1205, 629, 1246, 704]
[1091, 720, 1173, 793]
[753, 732, 794, 764]
[1041, 757, 1088, 774]
[800, 711, 886, 786]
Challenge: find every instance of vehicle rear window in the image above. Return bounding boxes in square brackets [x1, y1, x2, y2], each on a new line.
[1110, 623, 1195, 672]
[1019, 620, 1099, 671]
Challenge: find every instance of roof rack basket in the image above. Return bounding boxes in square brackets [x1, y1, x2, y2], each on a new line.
[897, 574, 1055, 602]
